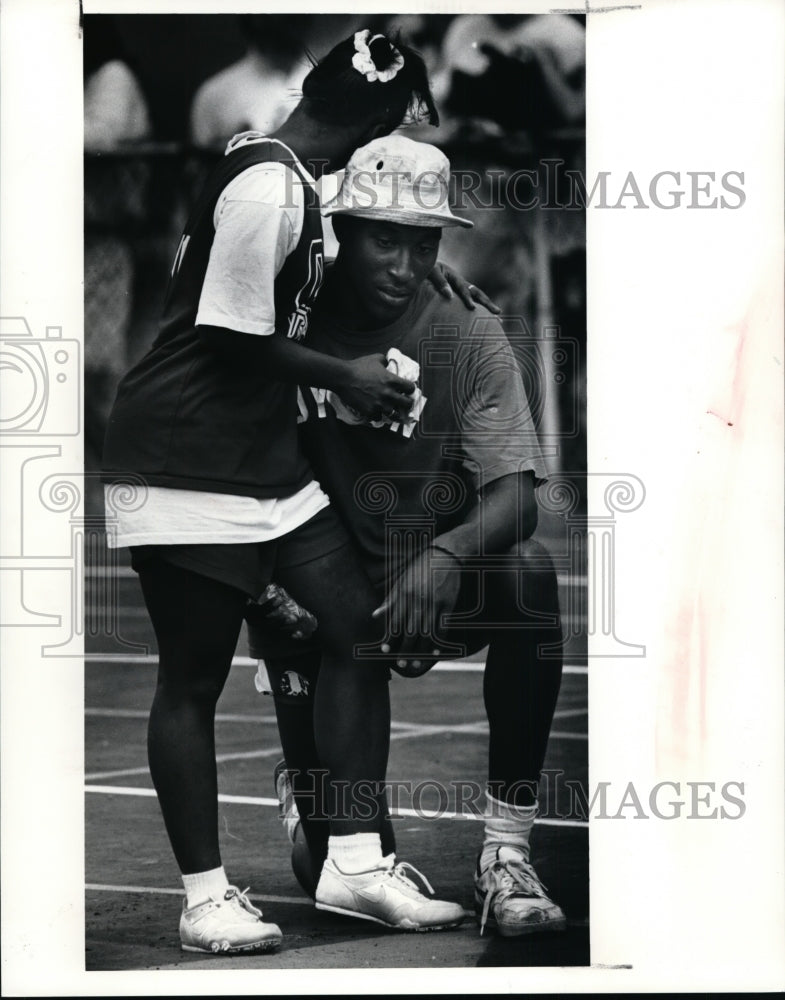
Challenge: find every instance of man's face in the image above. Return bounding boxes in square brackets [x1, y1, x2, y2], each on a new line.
[335, 218, 441, 327]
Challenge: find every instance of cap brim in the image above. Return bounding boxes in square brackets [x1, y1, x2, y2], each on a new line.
[322, 203, 473, 229]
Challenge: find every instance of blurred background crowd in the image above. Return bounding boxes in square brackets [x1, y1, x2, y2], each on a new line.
[84, 13, 586, 514]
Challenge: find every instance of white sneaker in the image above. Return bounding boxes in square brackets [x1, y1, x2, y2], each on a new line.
[179, 886, 283, 954]
[475, 845, 567, 936]
[315, 854, 466, 932]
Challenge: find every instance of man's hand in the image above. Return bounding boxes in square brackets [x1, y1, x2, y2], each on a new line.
[428, 262, 501, 314]
[372, 546, 462, 671]
[335, 354, 416, 422]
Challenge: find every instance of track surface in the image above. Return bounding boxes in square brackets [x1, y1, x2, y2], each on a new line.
[84, 524, 588, 971]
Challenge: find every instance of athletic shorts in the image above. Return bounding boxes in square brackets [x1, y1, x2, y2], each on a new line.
[129, 504, 349, 599]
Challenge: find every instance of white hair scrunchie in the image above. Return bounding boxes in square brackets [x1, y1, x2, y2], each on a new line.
[351, 29, 405, 83]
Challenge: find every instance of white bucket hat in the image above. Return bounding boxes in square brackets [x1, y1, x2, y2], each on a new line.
[322, 135, 473, 229]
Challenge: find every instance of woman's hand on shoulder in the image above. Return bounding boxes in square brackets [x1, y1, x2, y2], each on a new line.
[427, 262, 501, 314]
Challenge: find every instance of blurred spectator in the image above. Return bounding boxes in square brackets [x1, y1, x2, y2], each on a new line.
[378, 15, 455, 107]
[433, 13, 585, 473]
[84, 20, 152, 501]
[189, 15, 313, 151]
[84, 18, 152, 151]
[436, 12, 586, 299]
[442, 13, 585, 133]
[84, 61, 151, 151]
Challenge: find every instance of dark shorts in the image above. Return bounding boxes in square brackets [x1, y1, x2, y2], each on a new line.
[130, 504, 349, 599]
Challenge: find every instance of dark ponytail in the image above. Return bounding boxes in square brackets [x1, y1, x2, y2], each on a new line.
[300, 29, 439, 129]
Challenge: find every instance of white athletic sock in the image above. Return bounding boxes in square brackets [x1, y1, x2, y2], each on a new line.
[480, 791, 537, 867]
[182, 866, 230, 908]
[327, 833, 384, 874]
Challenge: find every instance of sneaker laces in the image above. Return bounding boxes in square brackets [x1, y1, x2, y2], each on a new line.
[388, 860, 435, 898]
[224, 885, 263, 920]
[478, 854, 550, 935]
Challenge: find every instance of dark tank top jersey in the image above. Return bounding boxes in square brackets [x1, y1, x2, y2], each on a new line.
[102, 138, 324, 498]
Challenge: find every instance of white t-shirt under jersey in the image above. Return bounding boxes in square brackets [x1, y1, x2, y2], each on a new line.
[106, 478, 329, 547]
[107, 138, 329, 548]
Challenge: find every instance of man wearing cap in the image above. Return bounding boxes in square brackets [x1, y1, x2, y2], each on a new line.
[249, 135, 567, 937]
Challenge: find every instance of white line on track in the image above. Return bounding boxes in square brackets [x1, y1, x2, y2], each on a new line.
[87, 731, 586, 782]
[86, 708, 588, 726]
[84, 785, 588, 829]
[83, 720, 501, 780]
[85, 654, 589, 675]
[85, 746, 287, 781]
[85, 711, 586, 780]
[431, 661, 587, 675]
[85, 707, 280, 724]
[81, 725, 435, 780]
[85, 883, 308, 906]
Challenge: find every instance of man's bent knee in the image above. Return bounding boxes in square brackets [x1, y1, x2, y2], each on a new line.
[488, 538, 560, 621]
